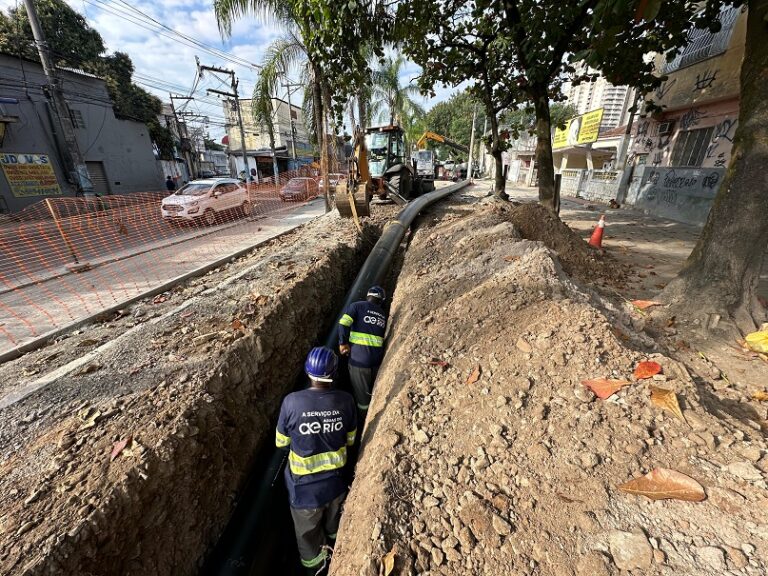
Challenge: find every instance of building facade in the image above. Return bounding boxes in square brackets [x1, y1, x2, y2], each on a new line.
[566, 66, 635, 132]
[224, 97, 313, 177]
[0, 53, 162, 213]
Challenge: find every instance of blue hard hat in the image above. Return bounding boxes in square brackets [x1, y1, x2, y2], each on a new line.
[367, 285, 386, 301]
[305, 346, 338, 382]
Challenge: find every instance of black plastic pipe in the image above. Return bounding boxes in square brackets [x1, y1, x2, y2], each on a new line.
[204, 179, 471, 576]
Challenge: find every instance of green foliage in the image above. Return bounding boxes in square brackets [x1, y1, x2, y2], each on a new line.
[204, 138, 225, 151]
[424, 90, 482, 148]
[370, 55, 425, 134]
[0, 0, 104, 66]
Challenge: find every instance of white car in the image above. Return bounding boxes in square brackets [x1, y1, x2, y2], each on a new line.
[161, 178, 252, 225]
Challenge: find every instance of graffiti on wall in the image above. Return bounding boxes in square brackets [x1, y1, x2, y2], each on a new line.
[679, 108, 704, 130]
[692, 69, 718, 91]
[704, 117, 737, 167]
[655, 79, 677, 100]
[642, 167, 724, 205]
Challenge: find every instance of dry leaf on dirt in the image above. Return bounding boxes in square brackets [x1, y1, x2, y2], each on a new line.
[110, 437, 132, 461]
[428, 359, 449, 368]
[379, 548, 396, 576]
[631, 300, 662, 310]
[752, 391, 768, 402]
[581, 378, 632, 399]
[634, 361, 662, 379]
[466, 365, 482, 385]
[619, 468, 706, 502]
[249, 292, 269, 306]
[152, 294, 168, 304]
[230, 318, 245, 331]
[650, 386, 685, 420]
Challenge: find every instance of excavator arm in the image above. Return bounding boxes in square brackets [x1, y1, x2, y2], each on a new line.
[416, 131, 469, 154]
[336, 128, 372, 223]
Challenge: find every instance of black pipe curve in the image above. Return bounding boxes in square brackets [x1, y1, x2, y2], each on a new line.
[205, 179, 471, 576]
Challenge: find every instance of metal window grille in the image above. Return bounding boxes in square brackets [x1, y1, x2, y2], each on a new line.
[663, 6, 740, 73]
[670, 127, 715, 167]
[69, 108, 86, 129]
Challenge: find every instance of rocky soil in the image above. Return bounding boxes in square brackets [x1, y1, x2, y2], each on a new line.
[329, 194, 768, 576]
[0, 205, 396, 576]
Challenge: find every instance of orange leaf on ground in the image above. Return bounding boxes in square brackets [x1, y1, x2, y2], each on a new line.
[619, 468, 706, 502]
[752, 391, 768, 402]
[581, 378, 632, 399]
[381, 548, 396, 576]
[634, 361, 662, 379]
[650, 386, 685, 420]
[466, 365, 481, 385]
[110, 437, 132, 461]
[230, 318, 245, 331]
[631, 300, 662, 310]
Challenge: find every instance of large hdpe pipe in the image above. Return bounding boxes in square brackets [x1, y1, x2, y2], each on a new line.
[204, 179, 471, 576]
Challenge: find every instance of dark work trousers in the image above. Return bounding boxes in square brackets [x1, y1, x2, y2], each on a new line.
[348, 364, 378, 412]
[290, 492, 346, 571]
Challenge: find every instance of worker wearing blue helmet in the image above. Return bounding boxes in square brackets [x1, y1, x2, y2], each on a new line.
[276, 346, 357, 574]
[338, 285, 388, 414]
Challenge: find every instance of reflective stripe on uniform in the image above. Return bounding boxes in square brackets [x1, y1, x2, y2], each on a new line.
[339, 314, 354, 327]
[357, 403, 369, 411]
[349, 331, 384, 347]
[346, 429, 357, 446]
[289, 446, 347, 476]
[327, 532, 337, 540]
[275, 429, 290, 448]
[300, 548, 328, 568]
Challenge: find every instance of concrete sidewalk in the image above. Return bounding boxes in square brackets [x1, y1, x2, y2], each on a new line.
[0, 199, 326, 357]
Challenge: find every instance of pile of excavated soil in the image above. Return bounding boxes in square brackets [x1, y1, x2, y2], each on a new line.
[500, 201, 631, 286]
[330, 201, 767, 576]
[0, 205, 396, 576]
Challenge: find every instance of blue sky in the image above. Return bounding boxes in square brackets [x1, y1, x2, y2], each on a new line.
[0, 0, 463, 140]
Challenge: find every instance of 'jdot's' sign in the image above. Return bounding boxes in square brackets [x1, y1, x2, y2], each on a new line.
[0, 153, 62, 197]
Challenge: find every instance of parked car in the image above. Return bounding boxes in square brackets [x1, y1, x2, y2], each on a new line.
[279, 177, 319, 202]
[319, 173, 346, 193]
[161, 178, 252, 225]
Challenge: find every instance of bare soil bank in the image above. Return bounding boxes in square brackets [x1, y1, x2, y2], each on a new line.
[0, 208, 393, 576]
[330, 197, 767, 576]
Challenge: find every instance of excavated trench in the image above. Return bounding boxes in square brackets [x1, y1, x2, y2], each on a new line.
[0, 185, 466, 576]
[202, 183, 469, 575]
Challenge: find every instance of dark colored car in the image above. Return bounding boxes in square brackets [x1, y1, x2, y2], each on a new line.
[279, 177, 319, 202]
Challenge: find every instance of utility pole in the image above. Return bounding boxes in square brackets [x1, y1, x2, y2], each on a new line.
[169, 95, 197, 180]
[468, 104, 478, 182]
[23, 0, 93, 194]
[281, 81, 302, 169]
[200, 62, 258, 183]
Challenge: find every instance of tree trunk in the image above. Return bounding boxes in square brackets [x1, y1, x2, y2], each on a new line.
[309, 60, 331, 213]
[661, 0, 768, 331]
[357, 92, 367, 131]
[532, 87, 557, 212]
[348, 99, 356, 134]
[488, 110, 508, 199]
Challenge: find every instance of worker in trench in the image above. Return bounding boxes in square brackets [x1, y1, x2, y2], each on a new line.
[338, 285, 388, 415]
[275, 347, 358, 575]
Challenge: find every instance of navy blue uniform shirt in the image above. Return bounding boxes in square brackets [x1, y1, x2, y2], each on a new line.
[338, 300, 387, 368]
[276, 387, 357, 509]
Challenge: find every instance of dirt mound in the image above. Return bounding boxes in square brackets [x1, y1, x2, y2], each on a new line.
[329, 199, 767, 576]
[500, 202, 628, 284]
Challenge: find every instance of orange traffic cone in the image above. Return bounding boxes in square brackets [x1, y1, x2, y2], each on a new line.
[588, 215, 606, 249]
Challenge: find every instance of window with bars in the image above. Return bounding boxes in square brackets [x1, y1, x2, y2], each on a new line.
[663, 6, 741, 73]
[69, 108, 86, 129]
[670, 127, 715, 167]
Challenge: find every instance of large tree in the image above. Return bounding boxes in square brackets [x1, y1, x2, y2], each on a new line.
[660, 0, 767, 332]
[424, 90, 483, 150]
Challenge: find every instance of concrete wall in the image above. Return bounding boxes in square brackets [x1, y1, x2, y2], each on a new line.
[626, 165, 722, 226]
[0, 54, 162, 212]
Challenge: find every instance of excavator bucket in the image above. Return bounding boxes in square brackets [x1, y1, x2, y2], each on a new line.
[335, 181, 371, 218]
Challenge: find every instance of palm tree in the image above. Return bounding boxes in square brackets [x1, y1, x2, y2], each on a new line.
[214, 0, 332, 211]
[371, 55, 425, 126]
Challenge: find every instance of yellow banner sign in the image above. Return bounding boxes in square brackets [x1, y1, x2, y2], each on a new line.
[553, 108, 604, 149]
[0, 153, 61, 197]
